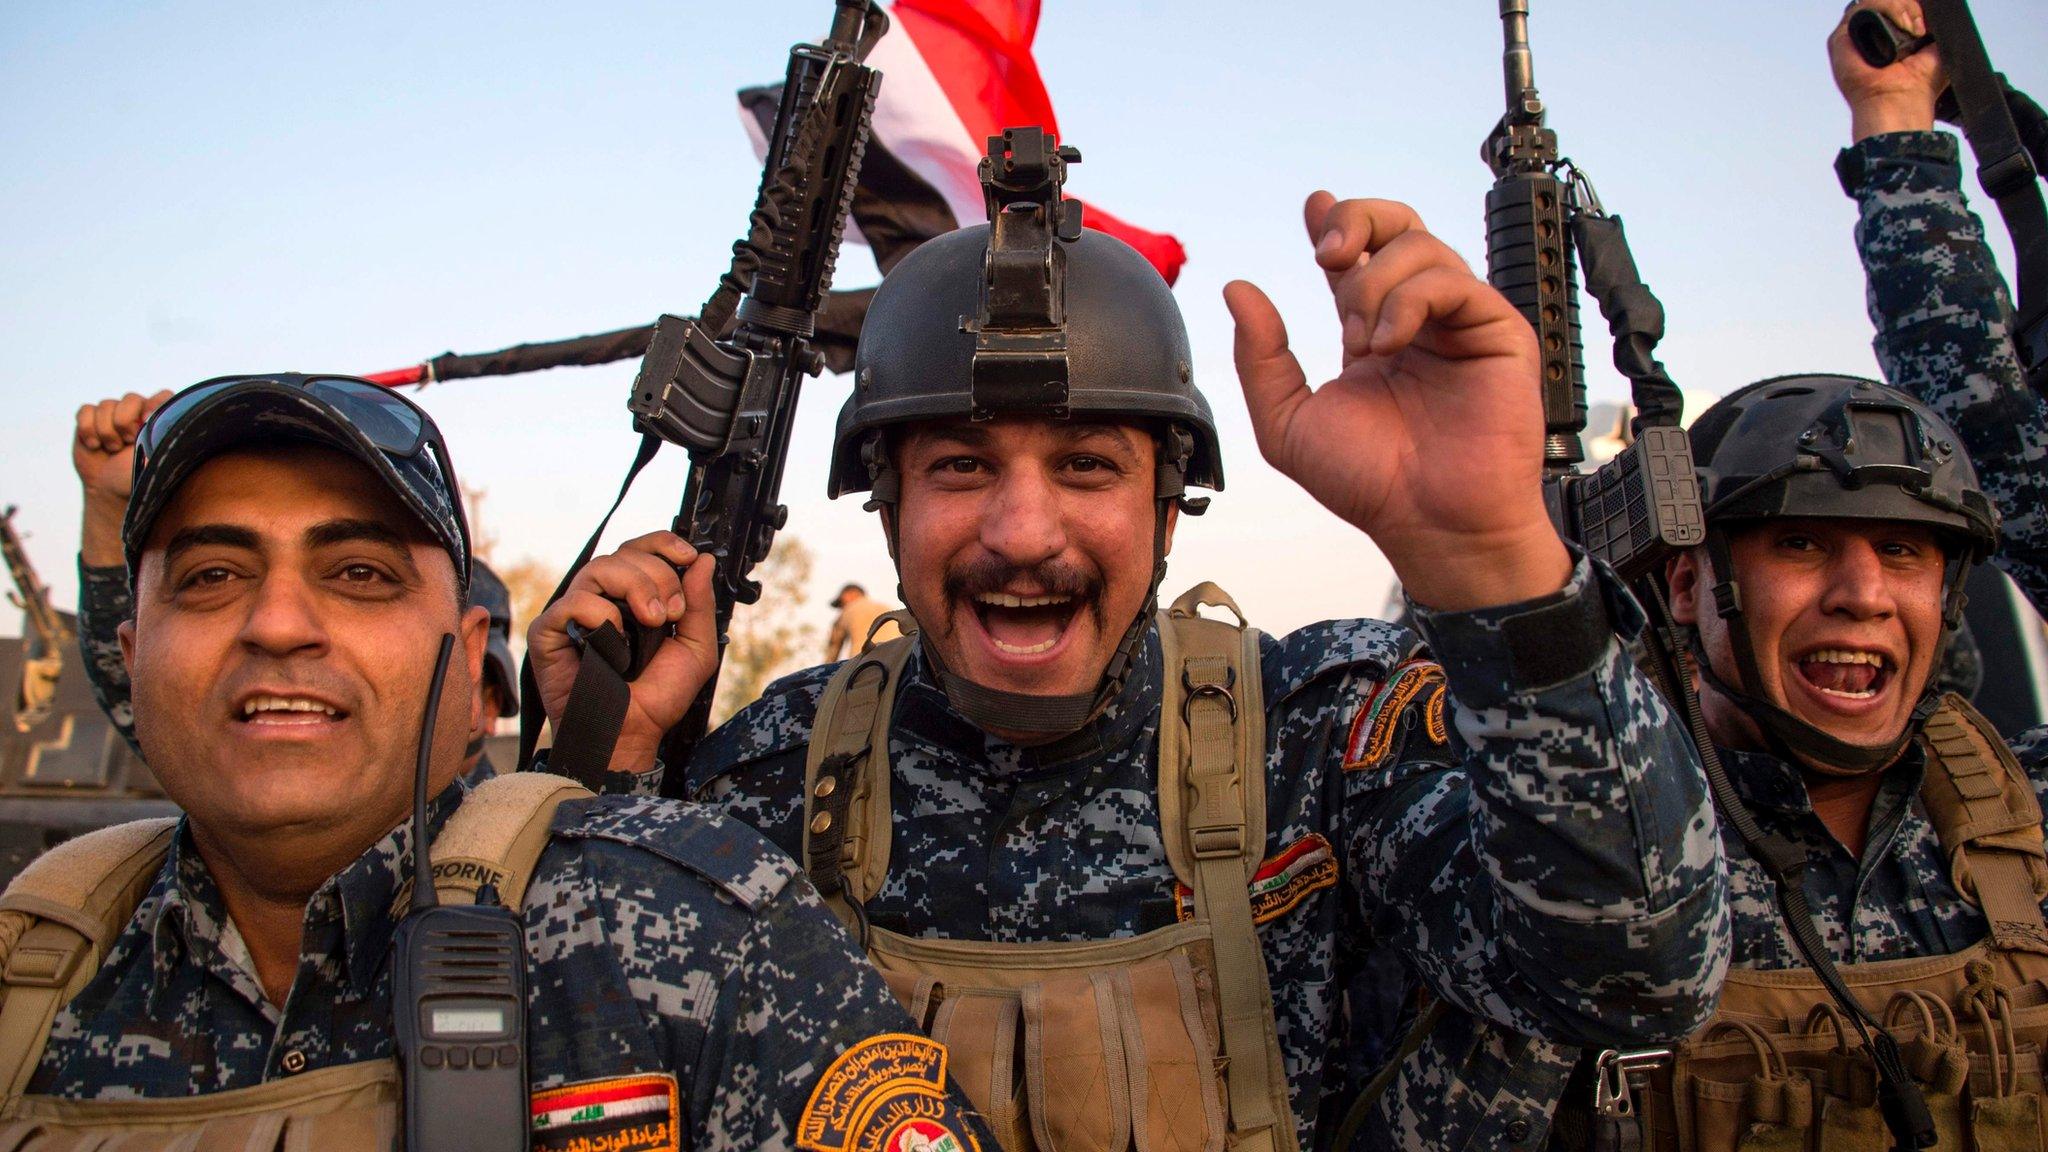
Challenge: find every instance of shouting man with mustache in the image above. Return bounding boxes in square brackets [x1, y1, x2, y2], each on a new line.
[531, 134, 1730, 1151]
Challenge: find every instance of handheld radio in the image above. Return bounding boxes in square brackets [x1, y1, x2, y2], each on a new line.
[394, 633, 531, 1151]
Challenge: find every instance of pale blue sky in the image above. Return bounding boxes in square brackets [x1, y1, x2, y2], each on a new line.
[3, 1, 2043, 638]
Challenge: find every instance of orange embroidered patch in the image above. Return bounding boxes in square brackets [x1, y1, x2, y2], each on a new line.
[531, 1073, 679, 1152]
[1175, 833, 1339, 925]
[1343, 659, 1448, 771]
[798, 1033, 975, 1152]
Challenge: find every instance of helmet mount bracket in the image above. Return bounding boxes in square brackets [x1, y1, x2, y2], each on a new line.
[964, 128, 1083, 421]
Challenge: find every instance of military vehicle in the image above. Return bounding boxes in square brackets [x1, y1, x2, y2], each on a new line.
[0, 506, 175, 886]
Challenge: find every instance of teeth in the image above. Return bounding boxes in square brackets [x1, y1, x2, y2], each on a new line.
[991, 637, 1059, 655]
[1802, 649, 1890, 669]
[241, 695, 338, 718]
[1817, 686, 1879, 700]
[974, 593, 1071, 609]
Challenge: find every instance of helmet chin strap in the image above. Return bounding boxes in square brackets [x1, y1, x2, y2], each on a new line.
[1697, 530, 1965, 776]
[868, 427, 1203, 743]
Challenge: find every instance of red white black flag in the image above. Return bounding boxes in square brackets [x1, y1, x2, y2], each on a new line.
[365, 0, 1181, 388]
[741, 0, 1186, 283]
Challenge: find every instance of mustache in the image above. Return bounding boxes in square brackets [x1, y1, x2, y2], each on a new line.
[944, 556, 1105, 627]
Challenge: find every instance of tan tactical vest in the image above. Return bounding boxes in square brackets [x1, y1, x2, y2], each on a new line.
[0, 771, 589, 1152]
[1586, 695, 2048, 1152]
[802, 584, 1300, 1152]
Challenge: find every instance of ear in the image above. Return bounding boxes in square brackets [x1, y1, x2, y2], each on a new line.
[1162, 502, 1180, 557]
[117, 618, 136, 672]
[1666, 549, 1702, 627]
[459, 604, 490, 694]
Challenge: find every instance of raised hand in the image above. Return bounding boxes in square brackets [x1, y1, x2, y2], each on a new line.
[1225, 192, 1570, 611]
[528, 532, 719, 774]
[74, 390, 172, 565]
[1830, 0, 1945, 141]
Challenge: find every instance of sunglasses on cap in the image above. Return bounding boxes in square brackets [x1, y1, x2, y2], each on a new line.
[138, 373, 434, 469]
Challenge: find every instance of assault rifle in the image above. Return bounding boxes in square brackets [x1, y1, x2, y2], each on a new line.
[1, 506, 70, 732]
[1483, 7, 1934, 1148]
[1481, 0, 1702, 582]
[521, 0, 887, 792]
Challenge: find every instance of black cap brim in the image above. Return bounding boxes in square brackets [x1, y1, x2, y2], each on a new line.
[124, 383, 469, 592]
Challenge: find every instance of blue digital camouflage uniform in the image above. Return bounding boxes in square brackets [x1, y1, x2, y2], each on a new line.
[1693, 129, 2048, 972]
[1391, 127, 2048, 1151]
[30, 760, 992, 1152]
[675, 555, 1729, 1151]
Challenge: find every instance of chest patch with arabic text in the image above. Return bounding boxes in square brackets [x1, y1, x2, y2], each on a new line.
[1343, 658, 1447, 772]
[531, 1072, 679, 1152]
[1174, 832, 1339, 925]
[798, 1033, 977, 1152]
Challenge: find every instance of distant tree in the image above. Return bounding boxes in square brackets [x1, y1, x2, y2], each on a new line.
[712, 535, 818, 724]
[495, 556, 562, 663]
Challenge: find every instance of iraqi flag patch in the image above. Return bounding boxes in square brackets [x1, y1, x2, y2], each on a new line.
[798, 1033, 978, 1152]
[1343, 658, 1448, 772]
[1174, 833, 1339, 925]
[531, 1073, 679, 1152]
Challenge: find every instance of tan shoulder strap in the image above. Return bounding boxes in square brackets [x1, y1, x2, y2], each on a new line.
[1920, 693, 2048, 955]
[419, 773, 592, 911]
[804, 636, 918, 929]
[1155, 582, 1294, 1152]
[0, 818, 179, 1101]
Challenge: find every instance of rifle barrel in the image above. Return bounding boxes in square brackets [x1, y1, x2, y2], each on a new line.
[1499, 0, 1538, 119]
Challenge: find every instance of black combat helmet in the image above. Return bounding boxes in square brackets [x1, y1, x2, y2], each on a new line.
[829, 127, 1216, 738]
[1687, 373, 1999, 770]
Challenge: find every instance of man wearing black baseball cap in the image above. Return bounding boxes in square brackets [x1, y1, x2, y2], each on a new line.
[0, 373, 988, 1150]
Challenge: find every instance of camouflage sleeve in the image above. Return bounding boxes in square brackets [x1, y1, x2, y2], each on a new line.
[1346, 557, 1730, 1048]
[1843, 130, 2048, 609]
[530, 797, 992, 1152]
[74, 558, 138, 753]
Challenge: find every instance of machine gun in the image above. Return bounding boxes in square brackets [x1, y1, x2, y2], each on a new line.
[1, 506, 70, 732]
[1483, 9, 1934, 1147]
[524, 0, 887, 791]
[1482, 0, 1702, 581]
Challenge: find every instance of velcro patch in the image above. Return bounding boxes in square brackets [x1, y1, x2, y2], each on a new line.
[1343, 658, 1447, 771]
[1175, 833, 1339, 925]
[798, 1033, 976, 1152]
[531, 1073, 679, 1152]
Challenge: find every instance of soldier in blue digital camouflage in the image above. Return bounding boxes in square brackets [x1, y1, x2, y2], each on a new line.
[528, 131, 1730, 1152]
[74, 388, 523, 777]
[11, 373, 991, 1152]
[1465, 5, 2048, 1148]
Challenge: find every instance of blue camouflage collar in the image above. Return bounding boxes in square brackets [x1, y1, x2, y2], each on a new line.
[1718, 739, 1927, 817]
[903, 627, 1163, 775]
[147, 765, 490, 1011]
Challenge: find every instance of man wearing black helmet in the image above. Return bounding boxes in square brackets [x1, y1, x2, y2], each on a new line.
[533, 133, 1728, 1152]
[1533, 8, 2048, 1147]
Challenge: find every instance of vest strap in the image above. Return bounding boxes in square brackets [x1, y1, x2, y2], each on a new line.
[0, 773, 586, 1106]
[803, 638, 917, 930]
[1920, 694, 2048, 955]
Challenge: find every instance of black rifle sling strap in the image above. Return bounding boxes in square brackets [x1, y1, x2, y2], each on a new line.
[1920, 0, 2048, 389]
[518, 431, 662, 779]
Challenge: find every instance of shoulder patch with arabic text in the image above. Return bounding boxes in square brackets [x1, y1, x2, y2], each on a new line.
[1343, 658, 1447, 771]
[798, 1033, 977, 1152]
[531, 1072, 679, 1152]
[1175, 832, 1339, 925]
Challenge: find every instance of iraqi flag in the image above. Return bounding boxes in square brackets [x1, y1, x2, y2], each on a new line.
[740, 0, 1186, 283]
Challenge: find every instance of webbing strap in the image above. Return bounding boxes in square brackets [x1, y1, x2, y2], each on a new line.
[0, 819, 178, 1102]
[1919, 0, 2048, 389]
[1157, 583, 1294, 1152]
[409, 773, 592, 913]
[802, 638, 916, 929]
[1919, 695, 2048, 954]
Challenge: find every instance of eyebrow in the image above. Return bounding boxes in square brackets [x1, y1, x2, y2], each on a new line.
[163, 524, 261, 566]
[306, 518, 425, 577]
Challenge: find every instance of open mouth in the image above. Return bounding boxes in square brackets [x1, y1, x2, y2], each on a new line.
[971, 592, 1082, 657]
[1791, 648, 1894, 703]
[235, 693, 349, 728]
